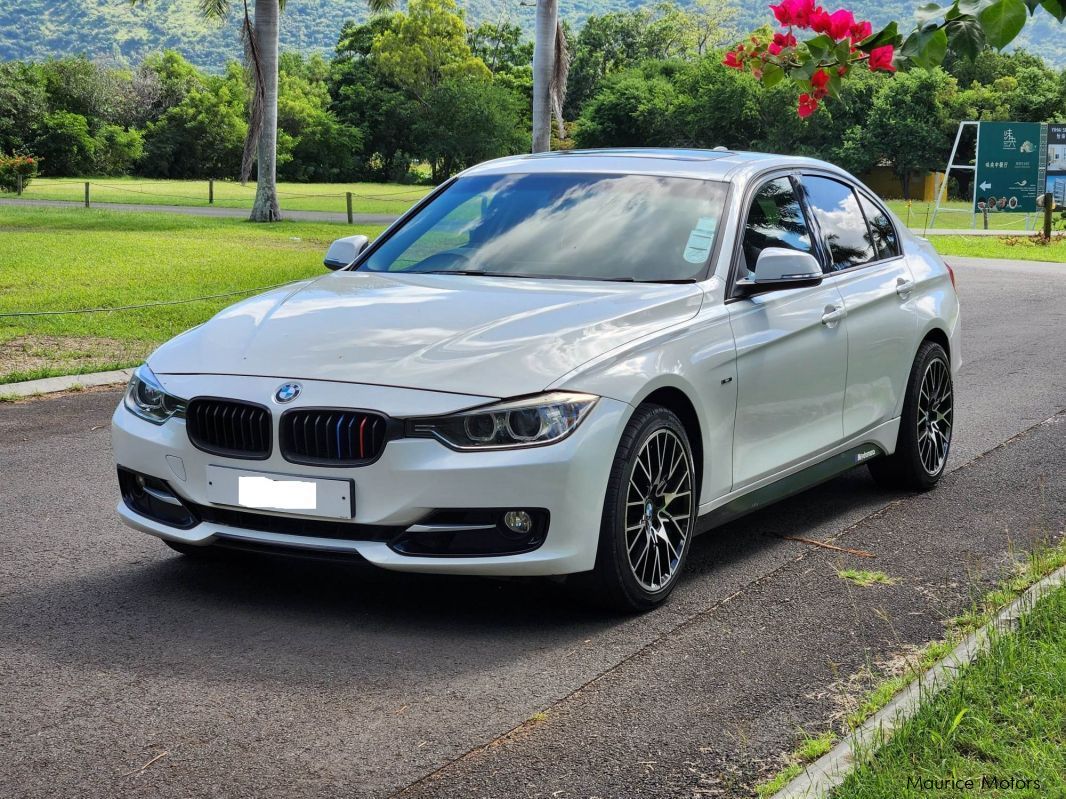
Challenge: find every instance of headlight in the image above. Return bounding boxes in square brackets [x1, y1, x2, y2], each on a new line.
[124, 364, 186, 425]
[408, 392, 598, 450]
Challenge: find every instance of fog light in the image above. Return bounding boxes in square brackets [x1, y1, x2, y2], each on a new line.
[503, 510, 532, 534]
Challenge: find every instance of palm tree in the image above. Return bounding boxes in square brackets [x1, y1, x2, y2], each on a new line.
[142, 0, 394, 222]
[532, 0, 568, 153]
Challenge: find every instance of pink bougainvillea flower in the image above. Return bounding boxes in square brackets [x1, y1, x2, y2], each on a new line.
[810, 7, 831, 33]
[825, 9, 856, 40]
[770, 0, 818, 28]
[774, 31, 798, 47]
[868, 44, 896, 72]
[768, 41, 783, 55]
[723, 50, 743, 68]
[810, 68, 830, 99]
[849, 20, 872, 42]
[797, 93, 819, 117]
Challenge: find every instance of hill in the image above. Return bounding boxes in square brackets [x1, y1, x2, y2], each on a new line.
[1, 0, 1063, 70]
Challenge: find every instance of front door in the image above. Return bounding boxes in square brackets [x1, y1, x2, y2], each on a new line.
[798, 176, 919, 438]
[727, 176, 848, 488]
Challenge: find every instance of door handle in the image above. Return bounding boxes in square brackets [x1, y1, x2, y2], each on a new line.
[896, 277, 915, 298]
[821, 304, 846, 327]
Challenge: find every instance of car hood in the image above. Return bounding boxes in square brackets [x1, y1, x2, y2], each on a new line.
[149, 271, 704, 398]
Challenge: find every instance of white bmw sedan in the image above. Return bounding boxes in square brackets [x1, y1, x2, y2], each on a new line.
[112, 149, 960, 610]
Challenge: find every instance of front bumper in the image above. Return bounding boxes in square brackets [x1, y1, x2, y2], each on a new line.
[112, 375, 627, 576]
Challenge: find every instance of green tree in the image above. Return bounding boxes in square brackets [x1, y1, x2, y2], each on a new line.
[30, 111, 97, 175]
[574, 61, 688, 148]
[372, 0, 489, 99]
[93, 123, 144, 175]
[330, 16, 420, 181]
[0, 61, 46, 154]
[413, 76, 528, 181]
[861, 69, 957, 199]
[276, 53, 361, 182]
[140, 75, 247, 179]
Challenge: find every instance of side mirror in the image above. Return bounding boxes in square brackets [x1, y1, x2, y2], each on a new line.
[324, 235, 369, 270]
[737, 248, 823, 295]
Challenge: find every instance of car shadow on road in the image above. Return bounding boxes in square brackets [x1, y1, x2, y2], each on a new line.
[1, 468, 896, 684]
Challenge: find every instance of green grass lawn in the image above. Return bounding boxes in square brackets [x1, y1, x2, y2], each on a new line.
[0, 205, 384, 384]
[2, 176, 432, 217]
[928, 234, 1066, 262]
[832, 582, 1066, 798]
[884, 199, 1052, 232]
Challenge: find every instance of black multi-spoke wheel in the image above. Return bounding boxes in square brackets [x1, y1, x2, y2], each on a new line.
[625, 428, 693, 592]
[916, 357, 953, 475]
[870, 340, 953, 491]
[580, 405, 696, 612]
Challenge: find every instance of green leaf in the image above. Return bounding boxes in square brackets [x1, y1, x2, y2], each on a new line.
[1022, 0, 1042, 12]
[958, 0, 995, 14]
[1040, 0, 1066, 20]
[803, 34, 835, 58]
[946, 15, 987, 59]
[901, 25, 949, 66]
[827, 71, 843, 100]
[916, 2, 945, 22]
[762, 63, 786, 88]
[858, 21, 900, 51]
[977, 0, 1028, 48]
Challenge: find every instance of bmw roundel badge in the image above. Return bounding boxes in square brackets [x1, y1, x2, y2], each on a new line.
[274, 382, 302, 403]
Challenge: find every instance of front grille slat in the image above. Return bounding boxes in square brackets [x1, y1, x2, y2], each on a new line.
[186, 398, 271, 459]
[280, 408, 389, 466]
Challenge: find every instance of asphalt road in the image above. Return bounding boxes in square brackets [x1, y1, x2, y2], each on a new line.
[1, 257, 1063, 798]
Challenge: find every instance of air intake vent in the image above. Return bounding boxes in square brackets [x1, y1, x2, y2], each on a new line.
[280, 409, 390, 466]
[186, 398, 272, 459]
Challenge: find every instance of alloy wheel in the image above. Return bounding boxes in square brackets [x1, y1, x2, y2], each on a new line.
[917, 357, 953, 475]
[624, 428, 693, 592]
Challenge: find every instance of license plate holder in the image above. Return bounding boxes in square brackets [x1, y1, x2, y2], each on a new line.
[205, 465, 354, 520]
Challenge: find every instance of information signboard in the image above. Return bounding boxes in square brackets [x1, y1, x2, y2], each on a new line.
[1046, 123, 1066, 208]
[974, 121, 1047, 213]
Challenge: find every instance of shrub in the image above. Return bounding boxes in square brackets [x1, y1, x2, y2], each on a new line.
[0, 154, 38, 192]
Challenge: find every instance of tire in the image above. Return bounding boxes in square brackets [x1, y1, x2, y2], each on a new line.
[869, 340, 953, 492]
[581, 405, 697, 612]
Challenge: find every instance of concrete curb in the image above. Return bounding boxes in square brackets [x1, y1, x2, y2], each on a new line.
[770, 562, 1066, 799]
[0, 368, 133, 398]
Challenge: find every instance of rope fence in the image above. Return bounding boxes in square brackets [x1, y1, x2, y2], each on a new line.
[2, 179, 430, 220]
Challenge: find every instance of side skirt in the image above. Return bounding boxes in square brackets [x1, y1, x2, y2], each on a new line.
[694, 443, 885, 535]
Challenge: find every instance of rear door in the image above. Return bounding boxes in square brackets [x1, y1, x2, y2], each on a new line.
[798, 175, 918, 438]
[726, 175, 849, 488]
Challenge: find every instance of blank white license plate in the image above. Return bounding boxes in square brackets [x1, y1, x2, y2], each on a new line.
[205, 465, 353, 519]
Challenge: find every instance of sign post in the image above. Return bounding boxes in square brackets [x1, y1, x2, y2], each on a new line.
[973, 121, 1047, 216]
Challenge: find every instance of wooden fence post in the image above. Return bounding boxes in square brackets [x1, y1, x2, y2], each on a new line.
[209, 179, 214, 205]
[84, 182, 90, 208]
[346, 192, 354, 225]
[16, 173, 22, 196]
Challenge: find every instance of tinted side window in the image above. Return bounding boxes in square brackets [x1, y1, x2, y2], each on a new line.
[859, 194, 900, 259]
[800, 176, 875, 272]
[740, 177, 814, 278]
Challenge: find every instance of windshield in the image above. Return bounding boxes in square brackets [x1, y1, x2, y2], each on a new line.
[359, 172, 728, 282]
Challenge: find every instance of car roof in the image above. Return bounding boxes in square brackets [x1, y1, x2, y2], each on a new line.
[460, 148, 848, 183]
